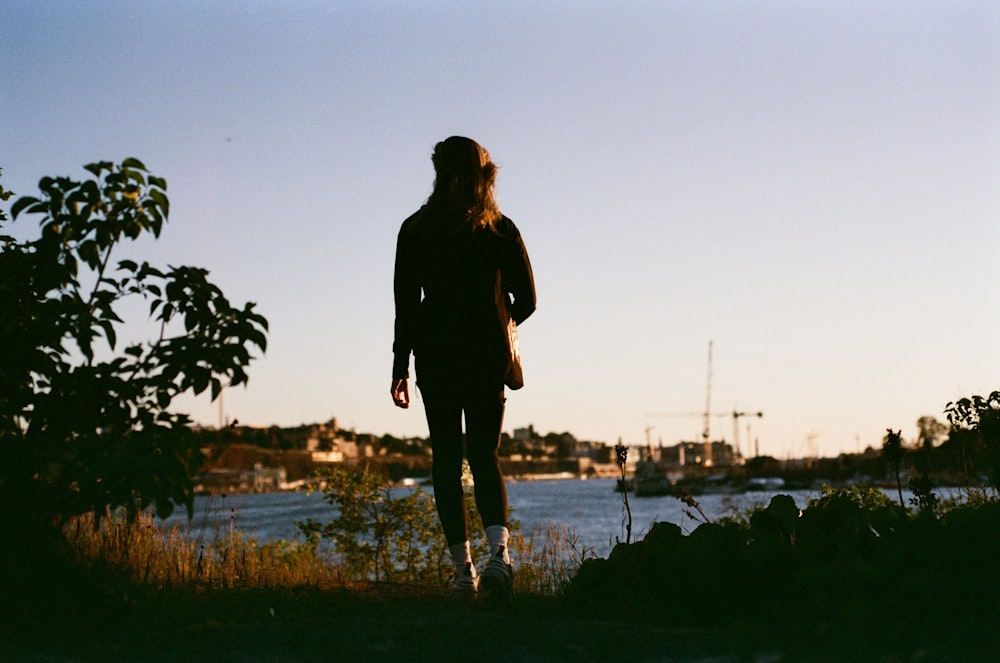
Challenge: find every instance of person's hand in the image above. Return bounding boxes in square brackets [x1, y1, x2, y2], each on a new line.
[391, 378, 410, 409]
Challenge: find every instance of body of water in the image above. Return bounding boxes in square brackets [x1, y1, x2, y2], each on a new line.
[158, 478, 916, 558]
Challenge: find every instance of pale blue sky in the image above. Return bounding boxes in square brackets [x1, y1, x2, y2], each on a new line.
[3, 1, 997, 458]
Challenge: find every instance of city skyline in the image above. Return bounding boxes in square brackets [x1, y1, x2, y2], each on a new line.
[2, 2, 997, 459]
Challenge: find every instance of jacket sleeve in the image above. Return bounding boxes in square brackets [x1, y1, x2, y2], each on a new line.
[502, 221, 536, 326]
[392, 221, 420, 380]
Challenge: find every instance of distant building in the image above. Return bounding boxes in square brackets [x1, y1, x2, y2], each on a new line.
[513, 425, 537, 441]
[311, 450, 343, 463]
[305, 417, 362, 461]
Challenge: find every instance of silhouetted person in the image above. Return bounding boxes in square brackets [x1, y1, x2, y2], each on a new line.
[391, 136, 536, 601]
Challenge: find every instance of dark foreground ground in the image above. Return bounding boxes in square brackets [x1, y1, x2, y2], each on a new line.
[0, 584, 732, 663]
[2, 579, 996, 663]
[2, 525, 997, 663]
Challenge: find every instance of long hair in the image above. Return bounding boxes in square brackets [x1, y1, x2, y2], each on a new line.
[426, 136, 501, 230]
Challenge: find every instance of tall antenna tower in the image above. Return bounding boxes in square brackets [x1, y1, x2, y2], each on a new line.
[702, 340, 713, 466]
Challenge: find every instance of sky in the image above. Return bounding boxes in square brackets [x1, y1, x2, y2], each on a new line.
[2, 1, 998, 460]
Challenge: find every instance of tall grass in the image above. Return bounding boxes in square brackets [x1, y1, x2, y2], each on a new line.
[512, 521, 595, 595]
[63, 505, 590, 597]
[64, 507, 341, 591]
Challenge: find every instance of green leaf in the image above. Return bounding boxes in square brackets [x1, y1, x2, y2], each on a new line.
[247, 329, 268, 352]
[80, 179, 100, 203]
[122, 170, 146, 186]
[192, 369, 209, 395]
[100, 319, 117, 349]
[121, 157, 146, 170]
[118, 259, 138, 272]
[62, 252, 78, 276]
[149, 189, 169, 219]
[138, 262, 164, 279]
[83, 161, 113, 177]
[125, 220, 142, 240]
[10, 195, 40, 219]
[79, 240, 100, 268]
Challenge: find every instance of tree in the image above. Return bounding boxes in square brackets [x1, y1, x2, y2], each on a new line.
[0, 159, 268, 537]
[945, 390, 1000, 490]
[916, 415, 948, 451]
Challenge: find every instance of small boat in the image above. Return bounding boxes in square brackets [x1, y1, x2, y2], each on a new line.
[744, 477, 785, 491]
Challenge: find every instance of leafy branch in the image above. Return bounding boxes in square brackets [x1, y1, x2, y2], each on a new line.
[1, 159, 268, 530]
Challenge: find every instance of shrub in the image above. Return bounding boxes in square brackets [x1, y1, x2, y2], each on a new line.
[297, 466, 589, 594]
[0, 159, 268, 537]
[945, 390, 1000, 490]
[297, 467, 451, 585]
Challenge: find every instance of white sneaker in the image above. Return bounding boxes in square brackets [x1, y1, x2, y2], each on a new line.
[480, 546, 514, 605]
[450, 561, 478, 599]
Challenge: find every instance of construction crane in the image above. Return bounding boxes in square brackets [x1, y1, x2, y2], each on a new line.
[645, 409, 764, 461]
[645, 340, 763, 464]
[702, 340, 713, 465]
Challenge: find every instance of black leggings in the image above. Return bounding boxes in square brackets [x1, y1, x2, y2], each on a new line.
[420, 382, 507, 546]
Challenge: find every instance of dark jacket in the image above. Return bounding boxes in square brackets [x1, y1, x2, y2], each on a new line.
[392, 207, 536, 390]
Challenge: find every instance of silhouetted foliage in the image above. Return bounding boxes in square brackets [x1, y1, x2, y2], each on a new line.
[0, 159, 268, 536]
[917, 415, 948, 451]
[945, 390, 1000, 490]
[297, 466, 488, 585]
[565, 486, 999, 659]
[0, 168, 12, 221]
[883, 428, 905, 507]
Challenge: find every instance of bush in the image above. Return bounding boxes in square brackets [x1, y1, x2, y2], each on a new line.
[945, 390, 1000, 490]
[297, 466, 591, 594]
[0, 159, 268, 536]
[297, 467, 452, 585]
[564, 484, 1000, 633]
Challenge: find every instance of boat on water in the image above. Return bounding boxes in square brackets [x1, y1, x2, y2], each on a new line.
[618, 460, 787, 497]
[615, 460, 696, 497]
[744, 476, 785, 491]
